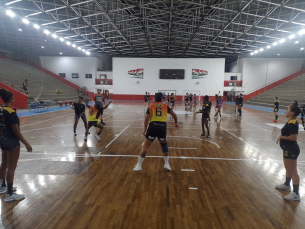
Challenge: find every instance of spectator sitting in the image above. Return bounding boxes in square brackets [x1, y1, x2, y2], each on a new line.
[22, 79, 28, 91]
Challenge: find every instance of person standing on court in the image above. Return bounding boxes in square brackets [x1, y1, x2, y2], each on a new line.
[72, 96, 88, 136]
[276, 105, 304, 201]
[22, 79, 28, 92]
[273, 97, 279, 123]
[133, 92, 179, 171]
[0, 89, 32, 202]
[92, 89, 106, 125]
[196, 95, 212, 138]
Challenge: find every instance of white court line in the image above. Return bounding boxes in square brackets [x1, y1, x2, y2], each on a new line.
[181, 169, 195, 171]
[167, 135, 220, 148]
[168, 147, 197, 150]
[18, 153, 305, 163]
[22, 114, 71, 127]
[221, 127, 248, 144]
[102, 125, 130, 150]
[103, 106, 131, 120]
[189, 188, 198, 190]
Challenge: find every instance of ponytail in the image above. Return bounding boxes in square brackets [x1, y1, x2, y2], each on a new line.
[0, 89, 13, 103]
[290, 105, 305, 130]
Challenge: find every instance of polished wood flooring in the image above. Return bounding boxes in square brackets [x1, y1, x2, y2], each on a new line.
[1, 102, 305, 229]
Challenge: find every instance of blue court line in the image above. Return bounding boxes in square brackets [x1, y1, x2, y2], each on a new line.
[18, 106, 71, 117]
[226, 102, 287, 114]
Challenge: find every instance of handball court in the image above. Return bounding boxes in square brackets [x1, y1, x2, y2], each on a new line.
[1, 102, 305, 229]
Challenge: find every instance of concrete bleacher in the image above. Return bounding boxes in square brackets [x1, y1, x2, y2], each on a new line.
[0, 58, 80, 104]
[245, 73, 305, 110]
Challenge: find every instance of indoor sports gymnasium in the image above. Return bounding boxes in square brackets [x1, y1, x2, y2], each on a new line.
[1, 0, 305, 228]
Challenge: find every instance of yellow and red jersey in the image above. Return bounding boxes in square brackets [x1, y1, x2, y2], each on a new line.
[88, 106, 100, 121]
[146, 102, 171, 123]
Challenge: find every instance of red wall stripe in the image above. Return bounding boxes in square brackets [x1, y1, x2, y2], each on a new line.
[0, 83, 28, 109]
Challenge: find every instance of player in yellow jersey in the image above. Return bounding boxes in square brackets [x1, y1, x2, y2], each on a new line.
[85, 101, 111, 140]
[133, 92, 179, 171]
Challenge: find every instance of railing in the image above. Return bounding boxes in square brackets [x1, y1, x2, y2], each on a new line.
[0, 78, 28, 95]
[245, 69, 305, 95]
[39, 65, 95, 94]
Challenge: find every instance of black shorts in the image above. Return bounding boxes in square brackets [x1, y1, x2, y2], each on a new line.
[144, 99, 148, 102]
[274, 109, 279, 112]
[281, 144, 300, 160]
[0, 137, 20, 151]
[75, 113, 86, 119]
[202, 114, 209, 121]
[88, 121, 99, 127]
[170, 102, 175, 106]
[145, 122, 166, 142]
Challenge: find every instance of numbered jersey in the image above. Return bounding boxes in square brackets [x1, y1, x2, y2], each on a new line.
[146, 102, 171, 123]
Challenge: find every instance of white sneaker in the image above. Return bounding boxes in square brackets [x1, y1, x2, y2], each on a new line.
[95, 135, 101, 140]
[133, 164, 142, 171]
[4, 193, 25, 202]
[284, 192, 300, 201]
[0, 186, 17, 194]
[276, 184, 291, 191]
[164, 164, 171, 171]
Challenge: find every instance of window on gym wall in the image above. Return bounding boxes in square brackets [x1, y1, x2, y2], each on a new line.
[230, 76, 237, 80]
[85, 74, 92, 79]
[59, 73, 66, 78]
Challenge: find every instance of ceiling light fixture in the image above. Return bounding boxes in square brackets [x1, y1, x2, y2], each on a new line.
[267, 45, 271, 49]
[298, 29, 305, 35]
[301, 47, 304, 51]
[66, 41, 71, 45]
[6, 10, 15, 17]
[41, 46, 44, 49]
[273, 42, 278, 46]
[259, 48, 264, 52]
[33, 24, 40, 29]
[52, 34, 57, 39]
[295, 41, 299, 44]
[44, 30, 50, 35]
[22, 18, 29, 24]
[289, 34, 295, 39]
[254, 50, 258, 54]
[86, 51, 90, 55]
[77, 47, 81, 50]
[72, 44, 76, 48]
[277, 54, 280, 56]
[60, 52, 62, 55]
[279, 39, 285, 43]
[250, 53, 253, 55]
[18, 28, 22, 31]
[59, 37, 64, 42]
[82, 49, 85, 52]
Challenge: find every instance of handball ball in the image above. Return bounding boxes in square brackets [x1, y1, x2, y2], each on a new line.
[56, 89, 62, 94]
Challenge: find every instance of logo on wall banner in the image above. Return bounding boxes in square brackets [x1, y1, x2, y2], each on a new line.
[128, 68, 144, 79]
[192, 69, 208, 79]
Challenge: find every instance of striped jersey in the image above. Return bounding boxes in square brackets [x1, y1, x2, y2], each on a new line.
[146, 102, 171, 123]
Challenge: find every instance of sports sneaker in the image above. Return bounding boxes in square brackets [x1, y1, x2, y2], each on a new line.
[200, 133, 205, 137]
[133, 164, 142, 171]
[4, 193, 25, 202]
[206, 135, 211, 139]
[0, 186, 17, 194]
[74, 133, 77, 136]
[95, 135, 101, 140]
[273, 120, 278, 123]
[164, 164, 171, 171]
[101, 121, 106, 125]
[284, 192, 300, 201]
[276, 184, 291, 191]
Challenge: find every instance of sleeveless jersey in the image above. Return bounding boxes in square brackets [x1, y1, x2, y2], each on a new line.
[147, 102, 171, 123]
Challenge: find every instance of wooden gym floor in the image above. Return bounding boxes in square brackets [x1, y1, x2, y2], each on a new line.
[1, 102, 305, 229]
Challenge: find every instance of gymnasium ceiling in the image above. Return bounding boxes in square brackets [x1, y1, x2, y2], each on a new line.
[1, 0, 305, 63]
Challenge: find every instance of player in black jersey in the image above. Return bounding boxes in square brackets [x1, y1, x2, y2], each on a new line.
[0, 89, 32, 202]
[237, 94, 243, 117]
[170, 93, 176, 110]
[273, 97, 279, 123]
[276, 105, 304, 201]
[167, 93, 170, 104]
[196, 95, 211, 138]
[72, 96, 88, 136]
[234, 95, 239, 112]
[144, 92, 148, 109]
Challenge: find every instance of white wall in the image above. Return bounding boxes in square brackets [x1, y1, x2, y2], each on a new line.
[242, 58, 305, 94]
[113, 58, 225, 96]
[39, 56, 110, 92]
[224, 73, 242, 81]
[97, 71, 113, 79]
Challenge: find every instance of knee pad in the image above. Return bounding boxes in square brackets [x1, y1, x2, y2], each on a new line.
[160, 142, 168, 153]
